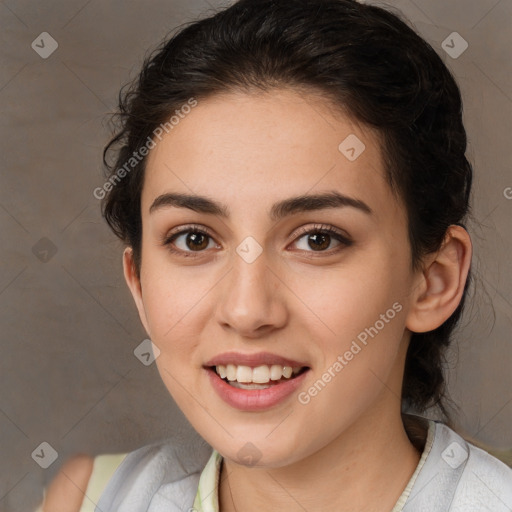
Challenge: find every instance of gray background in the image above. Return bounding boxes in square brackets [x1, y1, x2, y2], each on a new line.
[1, 0, 511, 510]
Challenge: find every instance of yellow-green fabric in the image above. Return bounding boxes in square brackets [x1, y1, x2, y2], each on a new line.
[80, 453, 127, 511]
[192, 449, 223, 512]
[34, 453, 126, 512]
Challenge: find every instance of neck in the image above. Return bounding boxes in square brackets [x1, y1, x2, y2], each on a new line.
[219, 400, 424, 512]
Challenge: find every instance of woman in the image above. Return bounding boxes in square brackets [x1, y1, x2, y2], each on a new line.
[39, 0, 512, 510]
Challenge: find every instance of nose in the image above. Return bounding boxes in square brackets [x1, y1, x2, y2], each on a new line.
[215, 250, 288, 338]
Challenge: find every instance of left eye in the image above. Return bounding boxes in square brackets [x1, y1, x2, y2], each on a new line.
[292, 228, 351, 252]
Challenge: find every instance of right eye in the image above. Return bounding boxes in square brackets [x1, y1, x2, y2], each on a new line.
[164, 227, 220, 256]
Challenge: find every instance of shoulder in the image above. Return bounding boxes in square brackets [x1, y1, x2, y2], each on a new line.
[95, 436, 213, 512]
[445, 424, 512, 510]
[40, 453, 94, 512]
[409, 420, 512, 511]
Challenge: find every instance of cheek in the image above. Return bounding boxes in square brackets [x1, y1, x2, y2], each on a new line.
[139, 256, 215, 361]
[294, 252, 408, 340]
[143, 266, 210, 408]
[289, 268, 408, 450]
[289, 244, 411, 398]
[142, 248, 210, 332]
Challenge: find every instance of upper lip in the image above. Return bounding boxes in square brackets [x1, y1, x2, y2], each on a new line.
[204, 351, 309, 368]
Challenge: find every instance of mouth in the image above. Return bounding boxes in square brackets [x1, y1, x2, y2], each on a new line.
[210, 364, 309, 390]
[203, 352, 310, 411]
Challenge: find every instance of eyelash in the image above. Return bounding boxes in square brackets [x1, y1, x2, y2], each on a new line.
[161, 223, 353, 258]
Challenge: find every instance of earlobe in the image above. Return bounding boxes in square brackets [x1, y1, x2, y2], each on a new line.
[406, 225, 472, 333]
[122, 247, 151, 336]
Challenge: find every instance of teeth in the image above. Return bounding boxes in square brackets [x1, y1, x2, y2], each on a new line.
[236, 365, 253, 383]
[217, 365, 227, 379]
[215, 364, 303, 384]
[226, 364, 237, 381]
[252, 365, 270, 383]
[270, 364, 283, 381]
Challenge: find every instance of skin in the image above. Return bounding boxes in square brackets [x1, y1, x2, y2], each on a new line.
[41, 454, 93, 511]
[44, 87, 472, 511]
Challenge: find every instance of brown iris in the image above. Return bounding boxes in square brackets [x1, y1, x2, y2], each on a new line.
[308, 233, 331, 251]
[186, 232, 209, 251]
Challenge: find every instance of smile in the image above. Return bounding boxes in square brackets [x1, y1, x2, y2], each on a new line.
[214, 364, 305, 389]
[203, 352, 310, 411]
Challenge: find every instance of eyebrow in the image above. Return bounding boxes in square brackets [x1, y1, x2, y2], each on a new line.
[149, 191, 373, 219]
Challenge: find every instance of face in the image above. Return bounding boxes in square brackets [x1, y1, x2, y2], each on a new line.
[125, 88, 421, 468]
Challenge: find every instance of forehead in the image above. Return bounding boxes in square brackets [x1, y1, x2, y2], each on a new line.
[142, 88, 396, 218]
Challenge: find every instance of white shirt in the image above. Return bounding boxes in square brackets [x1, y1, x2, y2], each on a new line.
[95, 417, 512, 511]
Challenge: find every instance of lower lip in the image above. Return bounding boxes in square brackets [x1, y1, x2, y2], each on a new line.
[206, 367, 309, 411]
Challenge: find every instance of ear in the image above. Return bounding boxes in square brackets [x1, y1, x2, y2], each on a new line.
[406, 225, 472, 333]
[123, 247, 151, 336]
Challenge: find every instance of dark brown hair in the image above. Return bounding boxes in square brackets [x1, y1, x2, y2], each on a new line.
[101, 0, 473, 420]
